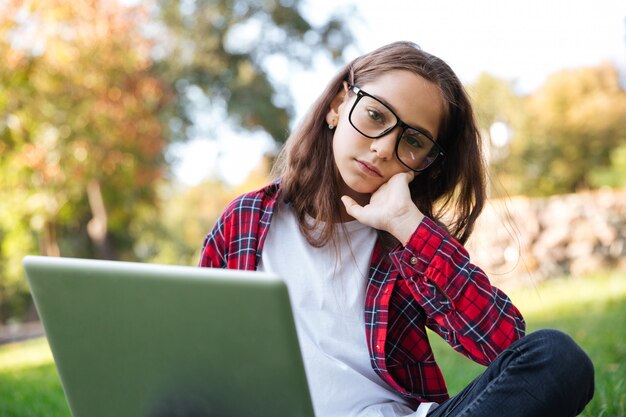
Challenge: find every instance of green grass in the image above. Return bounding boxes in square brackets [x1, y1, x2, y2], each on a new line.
[0, 271, 625, 417]
[431, 270, 626, 417]
[0, 338, 70, 417]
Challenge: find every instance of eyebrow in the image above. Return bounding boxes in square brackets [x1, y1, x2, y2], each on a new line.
[372, 92, 436, 139]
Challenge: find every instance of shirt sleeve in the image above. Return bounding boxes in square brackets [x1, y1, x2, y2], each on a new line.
[389, 217, 526, 365]
[198, 186, 273, 271]
[199, 207, 230, 269]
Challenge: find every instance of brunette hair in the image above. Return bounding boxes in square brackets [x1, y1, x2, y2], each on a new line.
[272, 41, 486, 246]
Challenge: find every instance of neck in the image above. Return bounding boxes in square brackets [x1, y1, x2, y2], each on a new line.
[337, 193, 370, 223]
[338, 203, 355, 223]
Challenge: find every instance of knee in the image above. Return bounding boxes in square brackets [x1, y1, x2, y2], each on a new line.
[530, 329, 592, 367]
[523, 329, 595, 391]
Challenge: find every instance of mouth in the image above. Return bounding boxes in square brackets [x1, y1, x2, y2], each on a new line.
[356, 160, 383, 177]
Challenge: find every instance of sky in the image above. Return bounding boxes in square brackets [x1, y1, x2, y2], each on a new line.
[170, 0, 626, 186]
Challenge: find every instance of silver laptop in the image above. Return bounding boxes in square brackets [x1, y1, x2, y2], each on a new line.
[23, 255, 315, 417]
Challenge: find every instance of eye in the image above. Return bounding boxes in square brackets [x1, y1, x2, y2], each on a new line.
[403, 132, 425, 149]
[366, 107, 386, 124]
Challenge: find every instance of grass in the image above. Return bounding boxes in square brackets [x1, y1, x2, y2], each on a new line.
[0, 339, 69, 417]
[431, 270, 626, 417]
[0, 271, 625, 417]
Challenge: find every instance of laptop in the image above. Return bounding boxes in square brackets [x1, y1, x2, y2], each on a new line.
[23, 255, 315, 417]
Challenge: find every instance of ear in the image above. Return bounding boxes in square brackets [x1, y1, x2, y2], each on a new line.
[325, 82, 349, 126]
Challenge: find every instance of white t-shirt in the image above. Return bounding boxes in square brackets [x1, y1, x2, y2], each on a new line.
[258, 202, 435, 417]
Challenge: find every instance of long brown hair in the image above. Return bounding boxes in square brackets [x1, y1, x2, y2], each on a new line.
[272, 41, 486, 246]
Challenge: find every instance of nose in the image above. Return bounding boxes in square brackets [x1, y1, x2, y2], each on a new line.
[369, 128, 399, 160]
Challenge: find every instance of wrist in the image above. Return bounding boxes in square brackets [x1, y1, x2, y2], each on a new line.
[389, 209, 424, 245]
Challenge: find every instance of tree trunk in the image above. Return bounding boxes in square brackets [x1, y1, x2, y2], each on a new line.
[42, 220, 61, 257]
[86, 180, 117, 260]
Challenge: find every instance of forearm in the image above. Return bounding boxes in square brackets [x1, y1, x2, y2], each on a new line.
[390, 217, 526, 364]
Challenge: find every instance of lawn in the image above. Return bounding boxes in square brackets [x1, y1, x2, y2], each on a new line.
[430, 271, 626, 417]
[1, 271, 625, 417]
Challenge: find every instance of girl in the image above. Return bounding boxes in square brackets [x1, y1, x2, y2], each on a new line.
[199, 41, 594, 417]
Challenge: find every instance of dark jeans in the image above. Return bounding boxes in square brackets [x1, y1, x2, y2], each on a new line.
[428, 329, 594, 417]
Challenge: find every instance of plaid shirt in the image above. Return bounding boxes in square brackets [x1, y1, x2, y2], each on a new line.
[199, 182, 526, 406]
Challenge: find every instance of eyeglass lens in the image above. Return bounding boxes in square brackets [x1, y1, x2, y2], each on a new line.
[350, 94, 440, 171]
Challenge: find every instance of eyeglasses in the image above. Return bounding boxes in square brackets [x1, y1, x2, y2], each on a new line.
[347, 85, 444, 172]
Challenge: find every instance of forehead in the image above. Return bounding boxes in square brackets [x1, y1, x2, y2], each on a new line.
[357, 70, 444, 137]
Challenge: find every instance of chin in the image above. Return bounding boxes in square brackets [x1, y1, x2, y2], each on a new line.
[343, 179, 379, 198]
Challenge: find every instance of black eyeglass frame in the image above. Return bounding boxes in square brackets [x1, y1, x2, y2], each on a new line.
[347, 85, 445, 172]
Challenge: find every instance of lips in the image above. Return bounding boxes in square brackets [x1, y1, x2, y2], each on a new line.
[356, 160, 383, 177]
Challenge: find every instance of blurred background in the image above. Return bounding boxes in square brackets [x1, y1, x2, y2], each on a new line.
[1, 2, 626, 416]
[1, 0, 625, 326]
[0, 0, 626, 316]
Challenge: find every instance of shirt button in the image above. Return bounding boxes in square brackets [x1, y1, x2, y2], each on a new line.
[376, 344, 381, 351]
[410, 257, 418, 265]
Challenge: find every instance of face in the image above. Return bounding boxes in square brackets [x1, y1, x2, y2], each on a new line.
[328, 70, 444, 205]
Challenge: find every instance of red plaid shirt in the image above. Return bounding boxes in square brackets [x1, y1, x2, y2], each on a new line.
[199, 182, 525, 406]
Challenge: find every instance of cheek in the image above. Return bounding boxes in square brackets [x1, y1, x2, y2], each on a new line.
[333, 119, 368, 151]
[332, 126, 354, 155]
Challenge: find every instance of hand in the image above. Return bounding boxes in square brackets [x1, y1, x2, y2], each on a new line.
[341, 172, 424, 244]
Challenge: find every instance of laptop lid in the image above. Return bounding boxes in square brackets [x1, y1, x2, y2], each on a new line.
[23, 255, 315, 417]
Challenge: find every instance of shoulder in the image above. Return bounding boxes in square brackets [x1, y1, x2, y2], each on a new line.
[222, 180, 282, 219]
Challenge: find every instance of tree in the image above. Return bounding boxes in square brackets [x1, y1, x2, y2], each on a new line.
[467, 73, 523, 196]
[491, 63, 626, 196]
[0, 0, 353, 322]
[469, 73, 521, 131]
[1, 0, 170, 253]
[153, 0, 353, 144]
[589, 142, 626, 188]
[0, 0, 171, 320]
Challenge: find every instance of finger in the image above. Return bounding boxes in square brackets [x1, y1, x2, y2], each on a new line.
[341, 195, 363, 219]
[389, 171, 415, 186]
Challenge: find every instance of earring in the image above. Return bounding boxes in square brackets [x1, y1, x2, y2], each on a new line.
[328, 121, 335, 130]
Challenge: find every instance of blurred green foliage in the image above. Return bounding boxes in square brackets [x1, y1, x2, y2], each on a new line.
[1, 0, 170, 320]
[155, 0, 353, 142]
[1, 0, 625, 325]
[0, 0, 352, 322]
[469, 64, 626, 197]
